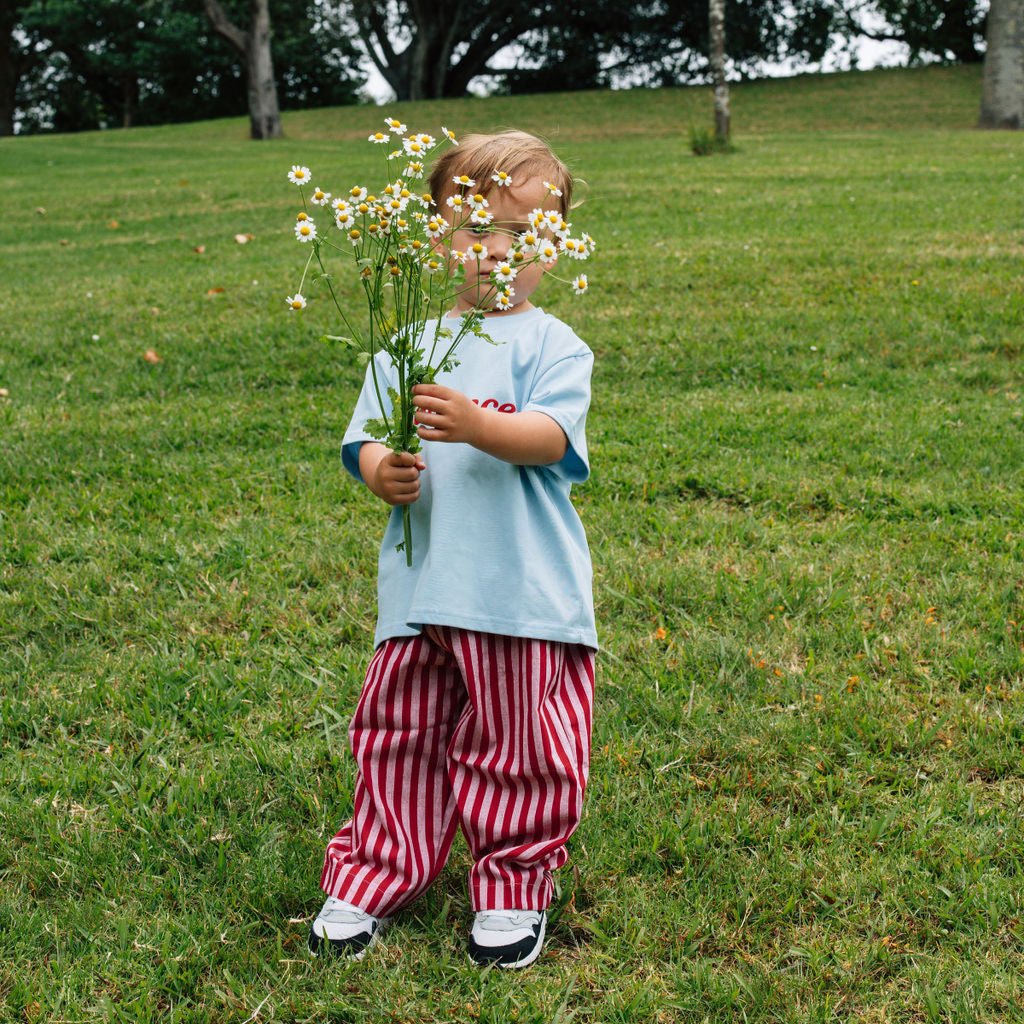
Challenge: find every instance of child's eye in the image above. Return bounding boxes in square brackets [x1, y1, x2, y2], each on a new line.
[469, 224, 491, 236]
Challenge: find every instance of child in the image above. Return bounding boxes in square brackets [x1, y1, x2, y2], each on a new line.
[308, 130, 597, 969]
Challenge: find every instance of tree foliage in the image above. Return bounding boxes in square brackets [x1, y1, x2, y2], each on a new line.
[10, 0, 364, 134]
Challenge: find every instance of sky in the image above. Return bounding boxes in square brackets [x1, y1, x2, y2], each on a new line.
[357, 33, 913, 104]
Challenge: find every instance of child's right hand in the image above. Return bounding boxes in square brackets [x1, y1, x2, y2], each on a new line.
[368, 449, 426, 506]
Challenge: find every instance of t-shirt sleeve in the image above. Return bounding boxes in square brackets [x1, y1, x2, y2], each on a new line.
[523, 349, 593, 483]
[341, 355, 395, 482]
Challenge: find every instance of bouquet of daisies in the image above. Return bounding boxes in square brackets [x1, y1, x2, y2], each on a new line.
[285, 119, 595, 565]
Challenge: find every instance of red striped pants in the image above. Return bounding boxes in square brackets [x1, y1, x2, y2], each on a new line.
[320, 626, 595, 915]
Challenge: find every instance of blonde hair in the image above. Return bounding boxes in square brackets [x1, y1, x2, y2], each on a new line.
[429, 130, 573, 217]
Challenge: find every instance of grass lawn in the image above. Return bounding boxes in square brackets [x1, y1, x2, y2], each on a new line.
[2, 63, 1023, 1022]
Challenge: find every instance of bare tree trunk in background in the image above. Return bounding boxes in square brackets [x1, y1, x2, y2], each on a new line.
[203, 0, 282, 139]
[980, 0, 1023, 128]
[709, 0, 729, 143]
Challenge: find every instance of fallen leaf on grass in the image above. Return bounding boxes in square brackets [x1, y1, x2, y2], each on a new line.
[194, 244, 206, 254]
[0, 388, 9, 398]
[35, 207, 46, 216]
[234, 233, 255, 244]
[206, 287, 225, 296]
[143, 349, 162, 364]
[108, 219, 120, 230]
[59, 239, 69, 246]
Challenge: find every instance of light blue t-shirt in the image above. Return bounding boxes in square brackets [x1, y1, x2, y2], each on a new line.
[342, 306, 597, 650]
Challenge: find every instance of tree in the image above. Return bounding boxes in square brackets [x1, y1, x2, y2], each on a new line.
[980, 0, 1024, 128]
[347, 0, 555, 100]
[709, 0, 730, 142]
[203, 0, 281, 139]
[0, 1, 49, 135]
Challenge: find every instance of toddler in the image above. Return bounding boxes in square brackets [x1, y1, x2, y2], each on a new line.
[308, 130, 596, 969]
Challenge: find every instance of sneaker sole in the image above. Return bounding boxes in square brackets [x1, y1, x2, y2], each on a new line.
[470, 914, 546, 970]
[309, 919, 389, 962]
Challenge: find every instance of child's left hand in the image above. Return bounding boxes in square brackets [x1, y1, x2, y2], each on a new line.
[412, 384, 482, 445]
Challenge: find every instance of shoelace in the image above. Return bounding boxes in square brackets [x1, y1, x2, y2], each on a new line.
[476, 911, 542, 931]
[319, 897, 371, 924]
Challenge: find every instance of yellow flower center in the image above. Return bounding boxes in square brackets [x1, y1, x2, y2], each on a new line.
[351, 187, 362, 197]
[297, 212, 308, 221]
[390, 266, 401, 276]
[291, 299, 302, 308]
[471, 243, 483, 254]
[349, 229, 361, 239]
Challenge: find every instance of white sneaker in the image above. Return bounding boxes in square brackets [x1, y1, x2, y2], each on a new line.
[308, 896, 389, 961]
[468, 909, 546, 969]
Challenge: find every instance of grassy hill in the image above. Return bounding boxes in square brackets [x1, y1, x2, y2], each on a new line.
[2, 64, 1023, 1022]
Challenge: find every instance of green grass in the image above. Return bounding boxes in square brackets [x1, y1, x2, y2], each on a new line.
[2, 63, 1023, 1022]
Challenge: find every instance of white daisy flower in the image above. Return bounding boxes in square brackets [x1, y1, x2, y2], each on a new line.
[572, 274, 589, 295]
[425, 257, 445, 274]
[543, 180, 563, 197]
[403, 138, 427, 157]
[494, 292, 513, 311]
[335, 209, 356, 229]
[286, 293, 307, 310]
[311, 186, 331, 206]
[537, 240, 558, 261]
[446, 194, 468, 213]
[561, 237, 588, 259]
[470, 209, 494, 227]
[543, 210, 562, 230]
[491, 170, 512, 187]
[517, 230, 540, 253]
[288, 165, 311, 185]
[330, 197, 350, 213]
[405, 161, 425, 178]
[529, 208, 546, 230]
[384, 117, 407, 135]
[493, 261, 517, 283]
[415, 133, 436, 148]
[442, 126, 458, 144]
[468, 241, 488, 261]
[452, 174, 476, 189]
[368, 131, 390, 144]
[347, 228, 362, 245]
[348, 186, 368, 202]
[451, 250, 467, 264]
[296, 211, 311, 222]
[425, 216, 449, 239]
[294, 220, 317, 242]
[468, 192, 489, 211]
[417, 192, 433, 209]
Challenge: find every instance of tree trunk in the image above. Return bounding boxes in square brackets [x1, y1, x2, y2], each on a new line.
[203, 0, 281, 139]
[980, 0, 1024, 128]
[246, 0, 281, 139]
[122, 75, 139, 129]
[709, 0, 729, 143]
[0, 47, 16, 136]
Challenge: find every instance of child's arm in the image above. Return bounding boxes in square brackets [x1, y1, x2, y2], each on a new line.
[358, 443, 426, 505]
[411, 384, 568, 466]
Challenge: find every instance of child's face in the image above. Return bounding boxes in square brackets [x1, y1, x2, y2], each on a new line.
[444, 174, 558, 316]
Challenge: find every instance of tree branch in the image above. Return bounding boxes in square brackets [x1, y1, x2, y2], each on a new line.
[203, 0, 247, 56]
